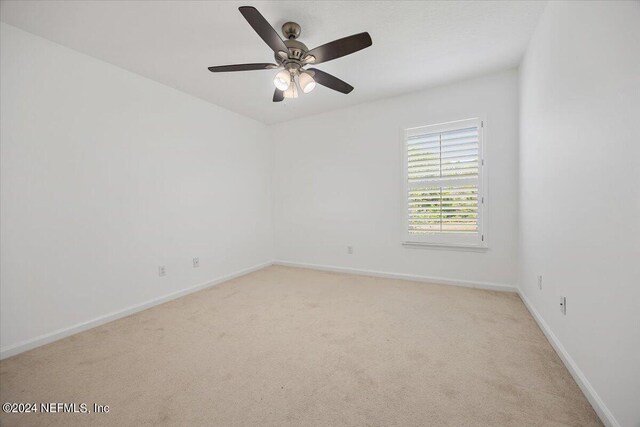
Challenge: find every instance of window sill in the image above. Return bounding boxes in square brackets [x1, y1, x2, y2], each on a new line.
[402, 241, 489, 252]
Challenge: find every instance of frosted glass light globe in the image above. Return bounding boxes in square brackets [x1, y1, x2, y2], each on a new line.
[273, 69, 291, 91]
[283, 82, 298, 98]
[299, 71, 316, 93]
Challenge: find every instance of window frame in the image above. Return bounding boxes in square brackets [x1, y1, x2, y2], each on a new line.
[401, 118, 487, 249]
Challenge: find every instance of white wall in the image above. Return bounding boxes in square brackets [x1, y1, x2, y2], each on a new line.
[518, 2, 640, 426]
[272, 69, 519, 288]
[0, 24, 273, 355]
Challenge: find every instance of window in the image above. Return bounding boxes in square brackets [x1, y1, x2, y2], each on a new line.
[402, 118, 486, 248]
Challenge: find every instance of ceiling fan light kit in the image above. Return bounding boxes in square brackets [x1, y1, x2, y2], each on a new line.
[208, 6, 372, 102]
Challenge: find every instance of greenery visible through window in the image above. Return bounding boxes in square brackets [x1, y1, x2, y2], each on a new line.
[403, 119, 484, 246]
[408, 186, 478, 233]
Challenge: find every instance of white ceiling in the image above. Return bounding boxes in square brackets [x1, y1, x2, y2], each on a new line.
[0, 1, 546, 124]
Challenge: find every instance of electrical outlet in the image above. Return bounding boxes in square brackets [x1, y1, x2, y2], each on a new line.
[537, 275, 543, 290]
[347, 246, 353, 254]
[193, 257, 200, 268]
[158, 266, 166, 277]
[559, 296, 566, 315]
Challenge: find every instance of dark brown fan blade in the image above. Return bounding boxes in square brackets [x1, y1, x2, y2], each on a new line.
[273, 89, 284, 102]
[239, 6, 288, 54]
[305, 32, 372, 65]
[308, 68, 354, 94]
[208, 63, 277, 72]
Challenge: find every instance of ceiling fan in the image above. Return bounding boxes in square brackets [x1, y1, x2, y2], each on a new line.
[208, 6, 372, 102]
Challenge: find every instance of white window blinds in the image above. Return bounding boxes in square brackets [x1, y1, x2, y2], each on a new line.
[403, 118, 485, 247]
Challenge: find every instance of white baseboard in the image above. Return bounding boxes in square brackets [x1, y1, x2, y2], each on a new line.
[274, 260, 517, 293]
[518, 291, 619, 427]
[0, 261, 273, 360]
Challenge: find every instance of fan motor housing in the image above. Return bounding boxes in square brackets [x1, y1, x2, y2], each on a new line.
[275, 39, 308, 65]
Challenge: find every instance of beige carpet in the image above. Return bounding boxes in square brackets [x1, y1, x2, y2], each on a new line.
[0, 266, 601, 426]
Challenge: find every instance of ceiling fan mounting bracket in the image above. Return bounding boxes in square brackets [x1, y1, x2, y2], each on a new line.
[282, 22, 301, 40]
